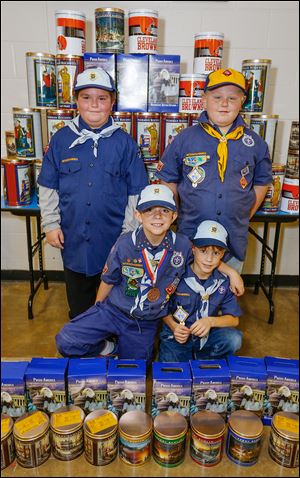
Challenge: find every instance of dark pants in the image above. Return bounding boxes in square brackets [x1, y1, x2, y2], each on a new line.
[64, 267, 101, 319]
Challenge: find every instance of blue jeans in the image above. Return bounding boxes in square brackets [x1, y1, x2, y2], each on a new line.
[159, 324, 243, 362]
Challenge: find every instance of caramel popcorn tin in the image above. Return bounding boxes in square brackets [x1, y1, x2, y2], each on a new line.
[119, 410, 152, 465]
[83, 409, 118, 466]
[50, 405, 85, 461]
[269, 411, 299, 468]
[1, 414, 15, 470]
[190, 410, 225, 466]
[153, 411, 188, 467]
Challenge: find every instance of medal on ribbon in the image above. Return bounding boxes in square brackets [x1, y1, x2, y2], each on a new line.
[141, 248, 168, 302]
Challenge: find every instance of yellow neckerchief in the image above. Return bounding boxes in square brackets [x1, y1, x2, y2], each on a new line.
[201, 122, 244, 182]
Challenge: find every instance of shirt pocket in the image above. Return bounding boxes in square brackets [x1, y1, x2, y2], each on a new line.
[59, 160, 81, 194]
[103, 161, 126, 196]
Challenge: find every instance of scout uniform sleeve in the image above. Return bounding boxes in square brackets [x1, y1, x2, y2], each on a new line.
[219, 286, 242, 317]
[156, 136, 183, 183]
[253, 141, 273, 186]
[37, 141, 59, 190]
[39, 185, 61, 232]
[125, 137, 148, 195]
[101, 236, 124, 285]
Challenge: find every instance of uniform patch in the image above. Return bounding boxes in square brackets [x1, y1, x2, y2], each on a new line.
[173, 305, 189, 324]
[218, 286, 226, 294]
[170, 251, 184, 268]
[156, 160, 164, 172]
[61, 157, 79, 163]
[242, 134, 255, 147]
[183, 153, 210, 167]
[122, 265, 144, 279]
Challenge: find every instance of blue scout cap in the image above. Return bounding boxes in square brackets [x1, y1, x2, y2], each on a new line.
[192, 220, 228, 249]
[75, 67, 115, 92]
[136, 184, 177, 212]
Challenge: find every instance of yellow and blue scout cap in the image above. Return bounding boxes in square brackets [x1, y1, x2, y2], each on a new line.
[192, 220, 228, 249]
[136, 184, 177, 212]
[204, 68, 246, 94]
[75, 67, 116, 92]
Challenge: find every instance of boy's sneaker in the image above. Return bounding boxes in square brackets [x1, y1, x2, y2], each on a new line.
[98, 338, 119, 359]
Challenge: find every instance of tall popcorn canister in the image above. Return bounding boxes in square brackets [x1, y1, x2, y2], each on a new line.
[268, 411, 299, 468]
[50, 405, 85, 461]
[55, 10, 86, 56]
[112, 112, 132, 135]
[226, 410, 264, 466]
[179, 74, 206, 114]
[132, 112, 160, 162]
[1, 158, 32, 206]
[190, 410, 225, 467]
[260, 164, 286, 213]
[128, 9, 158, 54]
[153, 411, 188, 467]
[46, 109, 76, 143]
[56, 55, 84, 109]
[1, 414, 15, 470]
[34, 160, 43, 205]
[118, 410, 152, 466]
[288, 121, 299, 150]
[242, 59, 271, 113]
[286, 149, 299, 178]
[95, 8, 125, 53]
[13, 108, 43, 159]
[83, 410, 118, 466]
[160, 113, 189, 156]
[26, 52, 57, 108]
[5, 131, 17, 158]
[280, 176, 299, 214]
[247, 114, 279, 161]
[193, 32, 224, 75]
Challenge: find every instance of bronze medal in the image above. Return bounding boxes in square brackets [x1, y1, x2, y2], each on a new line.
[147, 287, 161, 302]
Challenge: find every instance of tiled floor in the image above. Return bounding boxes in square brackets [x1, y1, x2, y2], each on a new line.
[1, 281, 299, 477]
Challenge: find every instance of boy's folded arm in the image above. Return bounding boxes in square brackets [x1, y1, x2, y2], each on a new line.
[218, 261, 244, 296]
[95, 281, 114, 303]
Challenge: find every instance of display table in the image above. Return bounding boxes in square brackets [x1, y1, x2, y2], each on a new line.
[249, 211, 299, 324]
[1, 196, 48, 320]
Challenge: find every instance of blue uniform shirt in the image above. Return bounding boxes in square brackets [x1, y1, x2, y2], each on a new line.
[38, 116, 148, 275]
[169, 265, 242, 327]
[102, 226, 192, 320]
[157, 112, 272, 261]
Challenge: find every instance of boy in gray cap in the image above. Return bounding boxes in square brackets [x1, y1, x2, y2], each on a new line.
[38, 67, 148, 320]
[159, 220, 243, 362]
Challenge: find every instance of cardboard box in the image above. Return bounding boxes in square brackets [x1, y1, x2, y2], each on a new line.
[152, 362, 192, 418]
[189, 359, 230, 419]
[68, 358, 107, 414]
[116, 54, 148, 112]
[107, 359, 146, 418]
[263, 356, 299, 425]
[83, 53, 116, 81]
[148, 55, 180, 112]
[25, 357, 68, 415]
[1, 361, 29, 418]
[227, 355, 267, 417]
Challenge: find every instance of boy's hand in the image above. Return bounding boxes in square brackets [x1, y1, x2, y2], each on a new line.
[46, 228, 64, 249]
[229, 271, 244, 297]
[173, 324, 190, 344]
[190, 317, 213, 337]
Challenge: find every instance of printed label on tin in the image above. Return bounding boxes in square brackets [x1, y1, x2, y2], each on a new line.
[16, 165, 31, 205]
[226, 429, 262, 466]
[96, 11, 124, 53]
[57, 59, 81, 108]
[136, 118, 160, 161]
[119, 434, 151, 465]
[113, 117, 132, 135]
[47, 112, 74, 142]
[52, 428, 83, 460]
[269, 427, 299, 468]
[14, 411, 48, 436]
[34, 59, 57, 107]
[84, 431, 117, 466]
[14, 114, 36, 158]
[190, 431, 223, 466]
[56, 16, 86, 55]
[153, 432, 186, 467]
[15, 433, 50, 468]
[129, 15, 158, 53]
[52, 410, 82, 428]
[163, 119, 188, 150]
[242, 64, 269, 113]
[86, 412, 117, 434]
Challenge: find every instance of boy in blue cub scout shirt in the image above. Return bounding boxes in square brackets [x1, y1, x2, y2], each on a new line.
[159, 220, 243, 362]
[156, 68, 272, 273]
[55, 185, 192, 361]
[38, 67, 148, 319]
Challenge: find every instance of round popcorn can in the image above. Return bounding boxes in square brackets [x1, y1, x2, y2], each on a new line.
[13, 411, 51, 468]
[286, 148, 299, 178]
[153, 411, 188, 467]
[34, 159, 42, 205]
[128, 9, 158, 54]
[226, 410, 263, 466]
[288, 121, 299, 150]
[260, 164, 286, 213]
[179, 74, 206, 114]
[2, 157, 32, 206]
[132, 112, 160, 161]
[160, 112, 189, 156]
[13, 107, 43, 159]
[269, 411, 299, 468]
[193, 32, 224, 75]
[83, 410, 118, 466]
[190, 410, 225, 466]
[26, 52, 57, 108]
[95, 8, 125, 53]
[56, 55, 84, 109]
[280, 176, 299, 214]
[55, 10, 86, 56]
[46, 109, 76, 143]
[247, 114, 279, 161]
[50, 405, 85, 461]
[119, 410, 152, 466]
[5, 131, 17, 158]
[112, 112, 132, 135]
[1, 414, 15, 470]
[242, 59, 271, 113]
